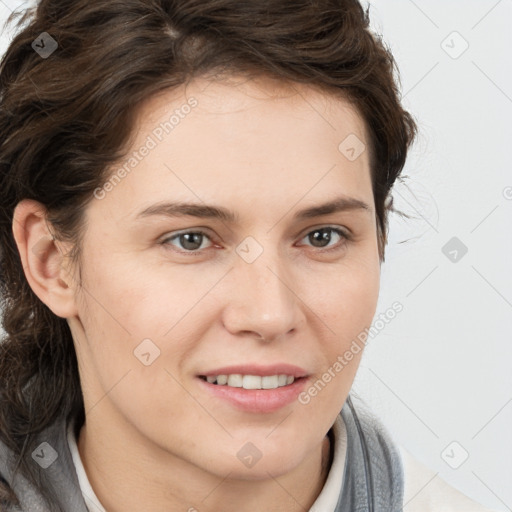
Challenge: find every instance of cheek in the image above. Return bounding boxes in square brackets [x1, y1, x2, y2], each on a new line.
[340, 270, 380, 331]
[75, 270, 197, 426]
[75, 250, 217, 392]
[79, 247, 198, 339]
[311, 257, 380, 333]
[305, 257, 379, 393]
[299, 269, 378, 421]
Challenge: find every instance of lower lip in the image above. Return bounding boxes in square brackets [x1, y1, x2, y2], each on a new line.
[197, 377, 308, 413]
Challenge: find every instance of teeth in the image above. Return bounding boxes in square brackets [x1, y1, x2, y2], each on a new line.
[216, 374, 228, 385]
[242, 375, 261, 389]
[227, 374, 243, 387]
[262, 375, 278, 389]
[204, 374, 295, 389]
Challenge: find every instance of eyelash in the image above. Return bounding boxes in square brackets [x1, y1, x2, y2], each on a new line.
[160, 226, 351, 255]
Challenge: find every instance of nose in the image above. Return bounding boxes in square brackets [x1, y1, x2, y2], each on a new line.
[221, 249, 303, 343]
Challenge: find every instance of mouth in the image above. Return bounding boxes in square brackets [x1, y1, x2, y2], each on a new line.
[196, 366, 309, 413]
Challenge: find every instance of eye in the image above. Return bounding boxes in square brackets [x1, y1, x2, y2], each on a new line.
[299, 227, 350, 252]
[160, 226, 350, 255]
[161, 230, 214, 253]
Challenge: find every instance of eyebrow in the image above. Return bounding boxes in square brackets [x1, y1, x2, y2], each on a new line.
[135, 195, 372, 223]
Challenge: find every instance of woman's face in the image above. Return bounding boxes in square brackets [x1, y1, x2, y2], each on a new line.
[69, 74, 380, 480]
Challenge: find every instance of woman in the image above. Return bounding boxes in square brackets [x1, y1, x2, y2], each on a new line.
[0, 0, 498, 510]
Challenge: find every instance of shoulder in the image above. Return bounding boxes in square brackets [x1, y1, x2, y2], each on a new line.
[0, 412, 88, 512]
[399, 446, 497, 512]
[340, 396, 498, 511]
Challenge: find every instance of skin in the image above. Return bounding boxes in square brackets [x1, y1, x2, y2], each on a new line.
[13, 74, 381, 512]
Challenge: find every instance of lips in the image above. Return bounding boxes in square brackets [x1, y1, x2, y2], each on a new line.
[196, 364, 309, 413]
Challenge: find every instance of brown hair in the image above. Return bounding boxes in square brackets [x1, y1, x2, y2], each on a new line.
[0, 0, 417, 508]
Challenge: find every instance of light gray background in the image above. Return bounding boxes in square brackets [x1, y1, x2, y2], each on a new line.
[1, 1, 511, 510]
[358, 1, 512, 510]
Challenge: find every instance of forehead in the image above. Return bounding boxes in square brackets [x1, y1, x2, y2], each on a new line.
[92, 74, 373, 225]
[138, 73, 368, 141]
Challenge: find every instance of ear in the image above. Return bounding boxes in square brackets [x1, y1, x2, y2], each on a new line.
[12, 199, 79, 318]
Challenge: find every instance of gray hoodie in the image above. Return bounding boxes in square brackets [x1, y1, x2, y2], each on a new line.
[0, 395, 404, 511]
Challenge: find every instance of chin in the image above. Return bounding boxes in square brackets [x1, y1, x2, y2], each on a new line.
[224, 458, 300, 481]
[210, 441, 307, 480]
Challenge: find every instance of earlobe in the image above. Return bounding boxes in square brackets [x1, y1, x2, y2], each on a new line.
[12, 199, 79, 318]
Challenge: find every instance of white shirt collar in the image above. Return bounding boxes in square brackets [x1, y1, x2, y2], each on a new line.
[309, 414, 347, 511]
[67, 414, 347, 512]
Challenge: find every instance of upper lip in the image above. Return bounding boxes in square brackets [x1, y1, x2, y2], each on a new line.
[199, 364, 308, 378]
